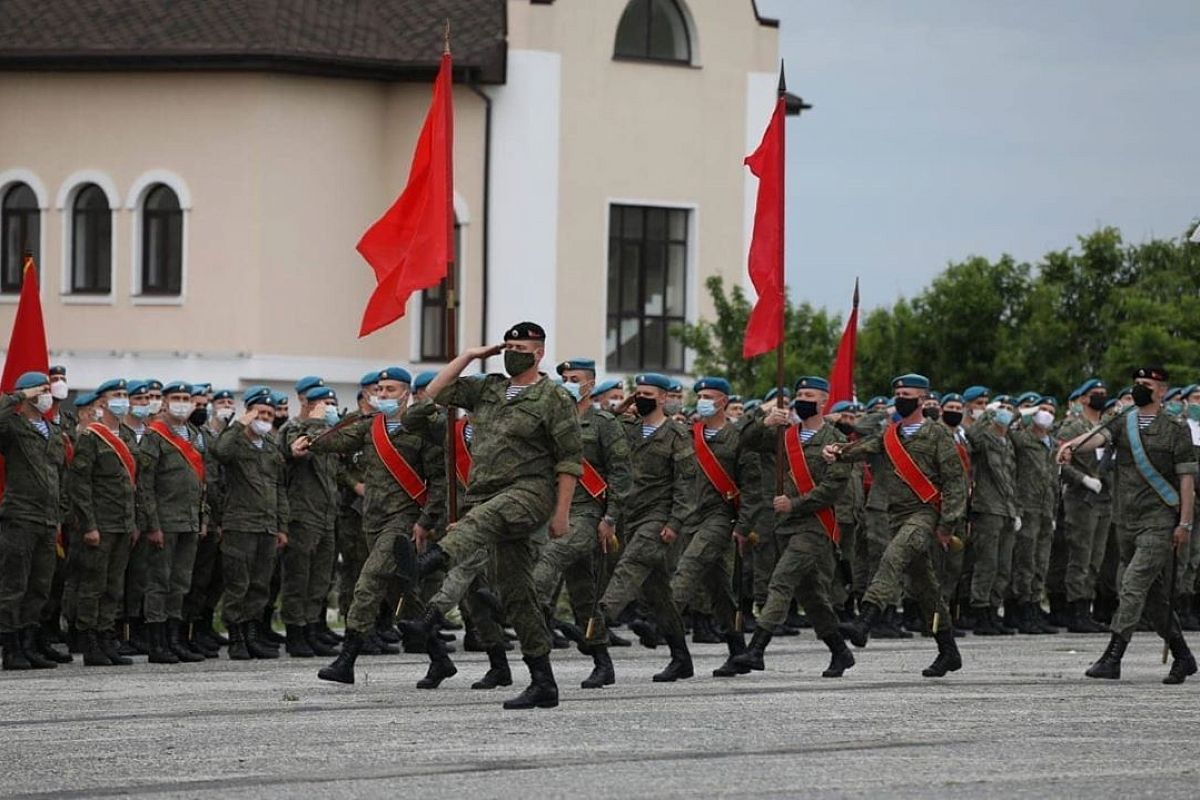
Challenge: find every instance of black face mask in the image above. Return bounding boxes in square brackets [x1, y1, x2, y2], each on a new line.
[834, 421, 856, 436]
[188, 407, 208, 427]
[894, 396, 920, 418]
[942, 410, 964, 428]
[634, 396, 658, 417]
[1087, 394, 1108, 412]
[793, 399, 820, 420]
[273, 415, 287, 429]
[922, 406, 941, 421]
[1131, 383, 1154, 408]
[504, 350, 536, 377]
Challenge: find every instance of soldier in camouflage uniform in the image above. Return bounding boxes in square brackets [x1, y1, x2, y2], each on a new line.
[39, 365, 74, 644]
[1180, 384, 1200, 630]
[413, 323, 583, 710]
[828, 400, 866, 617]
[333, 376, 376, 632]
[1062, 367, 1197, 684]
[119, 378, 161, 656]
[1009, 396, 1060, 634]
[833, 374, 969, 678]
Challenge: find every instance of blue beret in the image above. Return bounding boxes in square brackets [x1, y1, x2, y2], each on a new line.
[961, 385, 990, 402]
[14, 371, 49, 390]
[211, 388, 234, 401]
[1077, 378, 1105, 396]
[1067, 388, 1081, 402]
[1117, 386, 1132, 398]
[48, 365, 66, 377]
[1104, 398, 1118, 411]
[556, 359, 596, 376]
[1015, 392, 1040, 406]
[294, 375, 324, 395]
[413, 371, 437, 390]
[73, 391, 96, 408]
[306, 386, 336, 402]
[359, 370, 381, 387]
[126, 379, 153, 396]
[635, 373, 672, 391]
[268, 391, 288, 408]
[763, 387, 792, 402]
[1165, 387, 1182, 401]
[668, 380, 683, 393]
[96, 378, 127, 395]
[190, 383, 212, 396]
[940, 392, 963, 405]
[928, 391, 942, 402]
[162, 380, 191, 396]
[693, 377, 732, 395]
[728, 395, 743, 404]
[793, 376, 829, 393]
[377, 366, 412, 384]
[829, 400, 854, 413]
[242, 385, 271, 406]
[892, 373, 930, 390]
[993, 394, 1012, 406]
[1038, 395, 1058, 407]
[591, 379, 622, 398]
[864, 395, 887, 409]
[743, 399, 762, 412]
[1182, 384, 1200, 399]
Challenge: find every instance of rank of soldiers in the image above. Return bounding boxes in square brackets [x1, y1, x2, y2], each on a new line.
[1, 328, 1196, 710]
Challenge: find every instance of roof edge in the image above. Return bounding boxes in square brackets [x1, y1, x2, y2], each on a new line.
[750, 0, 779, 28]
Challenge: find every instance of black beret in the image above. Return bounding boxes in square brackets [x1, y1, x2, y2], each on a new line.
[504, 321, 546, 342]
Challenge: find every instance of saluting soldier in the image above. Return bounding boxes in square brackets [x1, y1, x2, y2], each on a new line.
[1009, 396, 1060, 634]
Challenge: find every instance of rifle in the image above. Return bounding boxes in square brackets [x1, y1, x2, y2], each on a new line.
[1164, 540, 1180, 665]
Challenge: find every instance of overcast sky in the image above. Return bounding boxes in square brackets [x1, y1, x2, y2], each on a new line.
[756, 0, 1200, 312]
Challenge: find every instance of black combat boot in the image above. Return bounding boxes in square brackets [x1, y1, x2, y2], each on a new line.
[226, 622, 251, 661]
[186, 619, 219, 658]
[19, 629, 56, 669]
[1068, 599, 1106, 634]
[839, 603, 879, 648]
[416, 543, 448, 577]
[1162, 633, 1197, 685]
[732, 628, 772, 672]
[652, 632, 694, 682]
[317, 629, 363, 684]
[691, 614, 723, 644]
[81, 630, 112, 667]
[581, 645, 615, 689]
[553, 618, 586, 648]
[821, 633, 855, 678]
[119, 618, 147, 656]
[712, 632, 750, 677]
[1032, 603, 1060, 635]
[1047, 593, 1069, 628]
[921, 628, 963, 677]
[993, 608, 1015, 636]
[1085, 633, 1127, 679]
[305, 623, 339, 657]
[315, 617, 343, 645]
[1, 631, 33, 670]
[259, 608, 285, 646]
[972, 606, 1001, 636]
[196, 609, 228, 647]
[607, 630, 633, 647]
[102, 633, 133, 665]
[417, 611, 457, 689]
[502, 653, 559, 709]
[147, 622, 179, 664]
[472, 646, 513, 689]
[245, 620, 280, 659]
[167, 619, 205, 662]
[628, 617, 661, 649]
[285, 624, 315, 658]
[1000, 601, 1020, 634]
[30, 626, 72, 664]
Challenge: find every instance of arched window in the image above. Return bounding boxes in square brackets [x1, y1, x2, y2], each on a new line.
[71, 183, 112, 294]
[614, 0, 692, 64]
[2, 183, 39, 293]
[419, 220, 462, 361]
[140, 184, 183, 295]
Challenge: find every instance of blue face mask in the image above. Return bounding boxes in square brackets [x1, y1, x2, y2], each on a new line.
[994, 409, 1014, 427]
[1165, 401, 1184, 417]
[130, 404, 151, 419]
[323, 405, 340, 425]
[696, 398, 718, 418]
[563, 382, 582, 402]
[106, 398, 130, 418]
[376, 398, 400, 416]
[1188, 405, 1200, 422]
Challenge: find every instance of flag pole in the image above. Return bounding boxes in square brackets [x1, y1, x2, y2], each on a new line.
[773, 62, 788, 498]
[442, 19, 460, 526]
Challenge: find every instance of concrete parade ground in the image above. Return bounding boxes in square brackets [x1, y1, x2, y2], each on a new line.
[1, 631, 1197, 799]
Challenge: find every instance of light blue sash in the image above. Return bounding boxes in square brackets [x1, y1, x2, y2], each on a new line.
[1126, 411, 1179, 507]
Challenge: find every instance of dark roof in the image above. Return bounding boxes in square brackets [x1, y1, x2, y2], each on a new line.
[0, 0, 508, 83]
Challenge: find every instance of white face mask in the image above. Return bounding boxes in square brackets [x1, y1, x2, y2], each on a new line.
[50, 382, 69, 400]
[92, 406, 104, 421]
[970, 408, 984, 420]
[147, 399, 163, 415]
[168, 401, 193, 420]
[606, 398, 623, 411]
[1033, 410, 1055, 429]
[35, 394, 54, 413]
[215, 407, 235, 421]
[250, 419, 273, 436]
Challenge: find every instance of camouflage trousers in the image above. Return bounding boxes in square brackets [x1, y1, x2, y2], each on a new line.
[751, 514, 778, 606]
[1062, 494, 1111, 603]
[856, 507, 895, 602]
[671, 510, 737, 632]
[279, 523, 335, 626]
[601, 518, 685, 641]
[1010, 512, 1053, 604]
[863, 507, 950, 626]
[830, 521, 857, 608]
[219, 531, 277, 626]
[428, 492, 552, 658]
[533, 506, 607, 643]
[967, 512, 1015, 610]
[183, 526, 223, 623]
[0, 524, 56, 633]
[335, 511, 368, 619]
[1111, 520, 1178, 642]
[760, 527, 838, 638]
[143, 530, 198, 623]
[124, 534, 150, 619]
[345, 516, 423, 634]
[76, 529, 132, 633]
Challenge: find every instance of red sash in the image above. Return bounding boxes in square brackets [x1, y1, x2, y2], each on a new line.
[87, 423, 137, 486]
[692, 423, 740, 510]
[954, 441, 971, 475]
[63, 435, 75, 466]
[882, 423, 939, 508]
[372, 415, 427, 506]
[148, 420, 205, 482]
[580, 458, 608, 500]
[453, 418, 473, 487]
[784, 425, 841, 543]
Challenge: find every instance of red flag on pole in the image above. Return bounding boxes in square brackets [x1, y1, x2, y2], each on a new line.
[823, 279, 860, 413]
[742, 94, 786, 359]
[1, 254, 50, 391]
[357, 51, 455, 338]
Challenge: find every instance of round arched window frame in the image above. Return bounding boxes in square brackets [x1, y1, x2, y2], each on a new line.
[1, 182, 40, 293]
[613, 0, 693, 64]
[140, 184, 183, 296]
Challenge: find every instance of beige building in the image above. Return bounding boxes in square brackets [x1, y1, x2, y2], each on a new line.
[0, 0, 794, 400]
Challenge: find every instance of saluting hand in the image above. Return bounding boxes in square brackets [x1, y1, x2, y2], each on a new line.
[466, 343, 505, 360]
[239, 410, 258, 427]
[1055, 444, 1074, 465]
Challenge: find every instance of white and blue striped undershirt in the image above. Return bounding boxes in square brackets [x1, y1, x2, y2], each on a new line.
[386, 420, 404, 435]
[900, 421, 924, 438]
[641, 422, 660, 439]
[172, 424, 190, 441]
[463, 423, 474, 442]
[1138, 414, 1155, 430]
[703, 426, 719, 441]
[130, 424, 145, 443]
[29, 418, 49, 438]
[506, 384, 531, 401]
[799, 428, 817, 443]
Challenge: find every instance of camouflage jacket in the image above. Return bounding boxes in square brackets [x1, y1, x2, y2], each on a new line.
[0, 393, 67, 527]
[686, 420, 759, 534]
[964, 418, 1018, 518]
[622, 417, 694, 532]
[1101, 409, 1197, 528]
[68, 422, 139, 533]
[211, 422, 288, 534]
[1011, 424, 1057, 518]
[283, 418, 340, 532]
[136, 422, 208, 532]
[1058, 414, 1114, 506]
[575, 405, 632, 521]
[742, 419, 849, 536]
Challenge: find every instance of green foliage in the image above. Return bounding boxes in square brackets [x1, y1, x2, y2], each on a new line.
[677, 227, 1200, 400]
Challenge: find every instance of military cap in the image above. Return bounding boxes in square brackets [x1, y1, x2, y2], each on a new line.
[892, 373, 930, 390]
[864, 395, 887, 409]
[96, 378, 127, 396]
[556, 359, 596, 376]
[728, 394, 743, 404]
[829, 400, 855, 413]
[162, 380, 192, 396]
[49, 365, 66, 377]
[191, 382, 212, 396]
[847, 401, 865, 413]
[306, 386, 336, 402]
[1076, 378, 1105, 396]
[504, 321, 546, 341]
[591, 379, 622, 398]
[73, 391, 96, 408]
[793, 376, 830, 393]
[1038, 395, 1058, 407]
[294, 375, 324, 395]
[377, 366, 412, 384]
[1104, 398, 1118, 411]
[635, 373, 672, 391]
[359, 370, 381, 387]
[1133, 366, 1168, 382]
[693, 376, 732, 395]
[993, 394, 1013, 406]
[940, 392, 963, 406]
[929, 391, 942, 402]
[962, 385, 990, 402]
[668, 379, 683, 393]
[413, 370, 437, 390]
[1117, 386, 1132, 399]
[1182, 384, 1200, 400]
[1015, 391, 1040, 406]
[242, 385, 272, 406]
[1067, 388, 1081, 402]
[268, 391, 288, 408]
[763, 387, 792, 403]
[744, 399, 763, 412]
[14, 371, 49, 390]
[212, 388, 234, 401]
[127, 379, 154, 396]
[1165, 387, 1182, 401]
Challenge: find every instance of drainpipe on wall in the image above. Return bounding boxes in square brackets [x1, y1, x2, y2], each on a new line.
[466, 80, 492, 348]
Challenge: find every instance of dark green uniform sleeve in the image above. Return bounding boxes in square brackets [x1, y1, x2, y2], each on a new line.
[418, 429, 446, 531]
[733, 440, 761, 535]
[836, 430, 883, 462]
[68, 432, 100, 532]
[935, 427, 969, 535]
[136, 434, 163, 532]
[434, 376, 487, 412]
[669, 426, 695, 533]
[598, 414, 632, 523]
[307, 416, 372, 456]
[548, 390, 584, 479]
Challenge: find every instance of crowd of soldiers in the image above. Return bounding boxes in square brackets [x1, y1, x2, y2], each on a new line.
[0, 322, 1196, 710]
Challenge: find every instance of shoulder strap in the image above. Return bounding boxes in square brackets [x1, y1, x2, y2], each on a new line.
[692, 423, 740, 509]
[1125, 411, 1180, 507]
[784, 425, 840, 543]
[883, 423, 939, 507]
[372, 415, 427, 506]
[148, 421, 205, 482]
[87, 423, 137, 486]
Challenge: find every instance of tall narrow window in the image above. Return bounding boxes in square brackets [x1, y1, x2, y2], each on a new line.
[140, 184, 183, 295]
[1, 183, 39, 294]
[70, 184, 112, 294]
[419, 221, 462, 362]
[614, 0, 692, 64]
[606, 205, 688, 372]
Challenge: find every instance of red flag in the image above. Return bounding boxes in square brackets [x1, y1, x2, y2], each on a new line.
[823, 279, 860, 413]
[357, 52, 455, 337]
[742, 94, 786, 359]
[1, 254, 50, 391]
